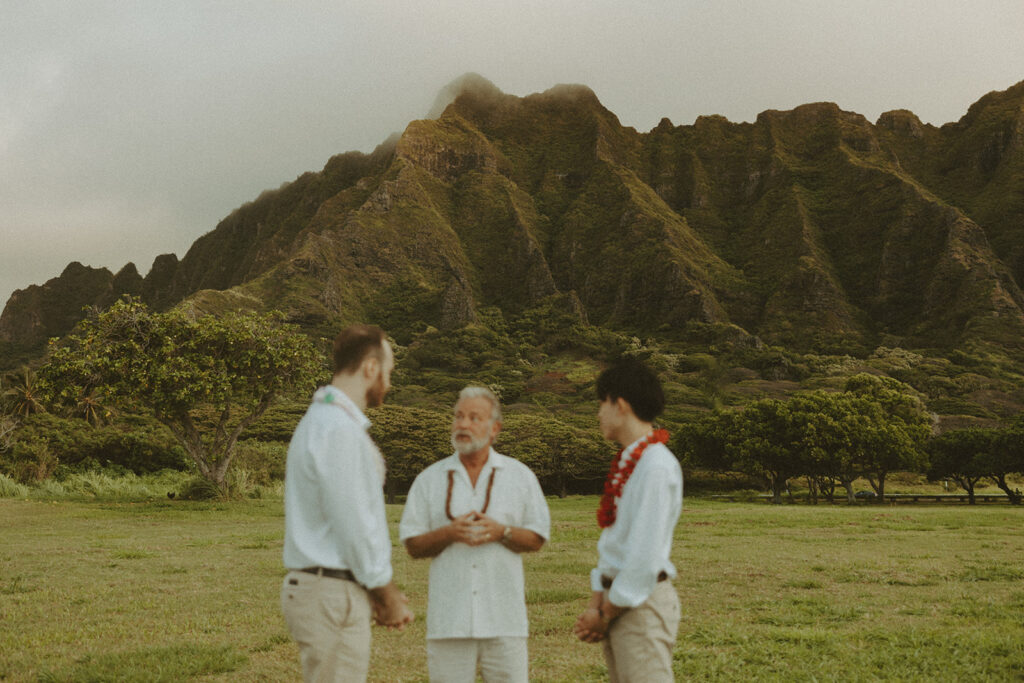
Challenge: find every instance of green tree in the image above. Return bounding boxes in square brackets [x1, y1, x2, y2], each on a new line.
[788, 392, 856, 504]
[726, 399, 804, 503]
[981, 419, 1024, 504]
[927, 429, 994, 504]
[500, 413, 609, 496]
[674, 410, 734, 473]
[843, 374, 932, 501]
[369, 404, 451, 502]
[679, 387, 933, 505]
[37, 299, 322, 494]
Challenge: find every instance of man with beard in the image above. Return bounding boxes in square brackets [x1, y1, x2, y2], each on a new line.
[281, 324, 413, 682]
[572, 359, 683, 682]
[400, 386, 550, 682]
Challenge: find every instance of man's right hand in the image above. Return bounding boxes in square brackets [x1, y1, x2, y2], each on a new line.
[448, 511, 486, 545]
[369, 583, 414, 630]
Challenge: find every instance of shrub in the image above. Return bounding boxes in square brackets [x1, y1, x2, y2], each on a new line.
[179, 477, 224, 501]
[0, 473, 28, 498]
[231, 440, 288, 485]
[57, 471, 161, 500]
[6, 440, 58, 483]
[7, 413, 187, 476]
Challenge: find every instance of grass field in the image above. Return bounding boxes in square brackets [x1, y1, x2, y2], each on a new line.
[1, 495, 1023, 681]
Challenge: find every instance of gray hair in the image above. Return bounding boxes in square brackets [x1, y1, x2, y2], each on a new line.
[456, 385, 502, 423]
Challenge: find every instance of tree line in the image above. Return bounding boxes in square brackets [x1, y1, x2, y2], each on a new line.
[674, 374, 1024, 505]
[2, 298, 1022, 504]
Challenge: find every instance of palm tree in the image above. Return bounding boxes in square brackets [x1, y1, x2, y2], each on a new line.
[1, 367, 45, 418]
[76, 389, 111, 426]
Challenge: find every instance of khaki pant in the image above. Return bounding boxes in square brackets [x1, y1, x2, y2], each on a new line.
[602, 580, 680, 683]
[281, 570, 373, 683]
[426, 636, 528, 682]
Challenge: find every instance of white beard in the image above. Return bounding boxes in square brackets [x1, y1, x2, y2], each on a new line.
[451, 432, 490, 455]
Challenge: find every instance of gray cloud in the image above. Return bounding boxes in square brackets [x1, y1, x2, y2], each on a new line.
[3, 0, 1023, 306]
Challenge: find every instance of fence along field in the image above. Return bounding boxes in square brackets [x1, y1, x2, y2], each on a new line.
[1, 495, 1022, 682]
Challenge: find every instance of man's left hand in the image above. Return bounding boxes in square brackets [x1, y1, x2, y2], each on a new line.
[464, 511, 505, 546]
[573, 608, 608, 643]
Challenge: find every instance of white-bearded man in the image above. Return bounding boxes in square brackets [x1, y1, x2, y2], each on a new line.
[400, 386, 550, 682]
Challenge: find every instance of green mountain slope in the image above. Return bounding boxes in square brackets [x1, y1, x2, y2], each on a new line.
[3, 77, 1023, 372]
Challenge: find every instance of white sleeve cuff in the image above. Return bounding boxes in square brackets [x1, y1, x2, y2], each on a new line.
[355, 565, 393, 591]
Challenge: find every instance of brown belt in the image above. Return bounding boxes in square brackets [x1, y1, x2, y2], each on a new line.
[601, 571, 669, 590]
[300, 567, 356, 582]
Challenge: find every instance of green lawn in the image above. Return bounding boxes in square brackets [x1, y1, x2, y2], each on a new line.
[1, 496, 1022, 681]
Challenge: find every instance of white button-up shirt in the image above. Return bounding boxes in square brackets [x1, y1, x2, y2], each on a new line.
[590, 439, 683, 608]
[399, 449, 550, 639]
[282, 385, 393, 589]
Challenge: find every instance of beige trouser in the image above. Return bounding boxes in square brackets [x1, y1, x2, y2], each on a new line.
[426, 636, 529, 682]
[602, 580, 680, 683]
[281, 570, 373, 683]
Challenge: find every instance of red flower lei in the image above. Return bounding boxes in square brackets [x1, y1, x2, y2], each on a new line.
[597, 429, 670, 528]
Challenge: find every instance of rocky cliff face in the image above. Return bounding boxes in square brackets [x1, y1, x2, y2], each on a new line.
[0, 262, 120, 345]
[4, 77, 1024, 362]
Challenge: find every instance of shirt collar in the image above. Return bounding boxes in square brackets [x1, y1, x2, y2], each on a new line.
[443, 447, 504, 471]
[313, 385, 372, 431]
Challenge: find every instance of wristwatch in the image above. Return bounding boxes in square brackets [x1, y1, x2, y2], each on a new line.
[501, 526, 512, 542]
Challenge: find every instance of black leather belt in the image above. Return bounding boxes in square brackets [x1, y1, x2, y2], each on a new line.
[300, 567, 356, 582]
[601, 571, 669, 589]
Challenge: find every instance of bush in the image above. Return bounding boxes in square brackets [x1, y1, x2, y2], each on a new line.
[179, 477, 224, 501]
[240, 401, 308, 442]
[6, 440, 58, 483]
[231, 440, 288, 485]
[57, 471, 161, 500]
[6, 413, 187, 476]
[0, 473, 28, 498]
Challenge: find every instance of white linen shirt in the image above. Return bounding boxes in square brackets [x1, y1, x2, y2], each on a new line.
[282, 385, 393, 590]
[590, 439, 683, 608]
[399, 449, 550, 639]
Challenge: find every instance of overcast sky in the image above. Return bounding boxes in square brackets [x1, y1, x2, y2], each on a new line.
[3, 1, 1023, 308]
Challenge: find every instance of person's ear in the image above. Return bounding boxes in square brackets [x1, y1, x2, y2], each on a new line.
[614, 397, 632, 417]
[362, 356, 380, 379]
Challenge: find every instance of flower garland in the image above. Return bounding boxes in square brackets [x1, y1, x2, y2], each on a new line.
[597, 429, 670, 528]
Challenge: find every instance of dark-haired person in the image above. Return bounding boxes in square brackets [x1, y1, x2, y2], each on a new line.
[573, 360, 683, 682]
[281, 324, 413, 682]
[400, 386, 550, 682]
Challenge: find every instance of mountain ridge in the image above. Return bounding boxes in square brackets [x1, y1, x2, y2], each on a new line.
[3, 76, 1024, 368]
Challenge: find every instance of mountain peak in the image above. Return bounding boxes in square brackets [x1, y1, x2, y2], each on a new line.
[877, 109, 926, 137]
[426, 73, 504, 119]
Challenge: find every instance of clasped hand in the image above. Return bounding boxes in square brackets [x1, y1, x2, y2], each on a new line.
[573, 608, 608, 643]
[372, 591, 413, 631]
[449, 510, 503, 546]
